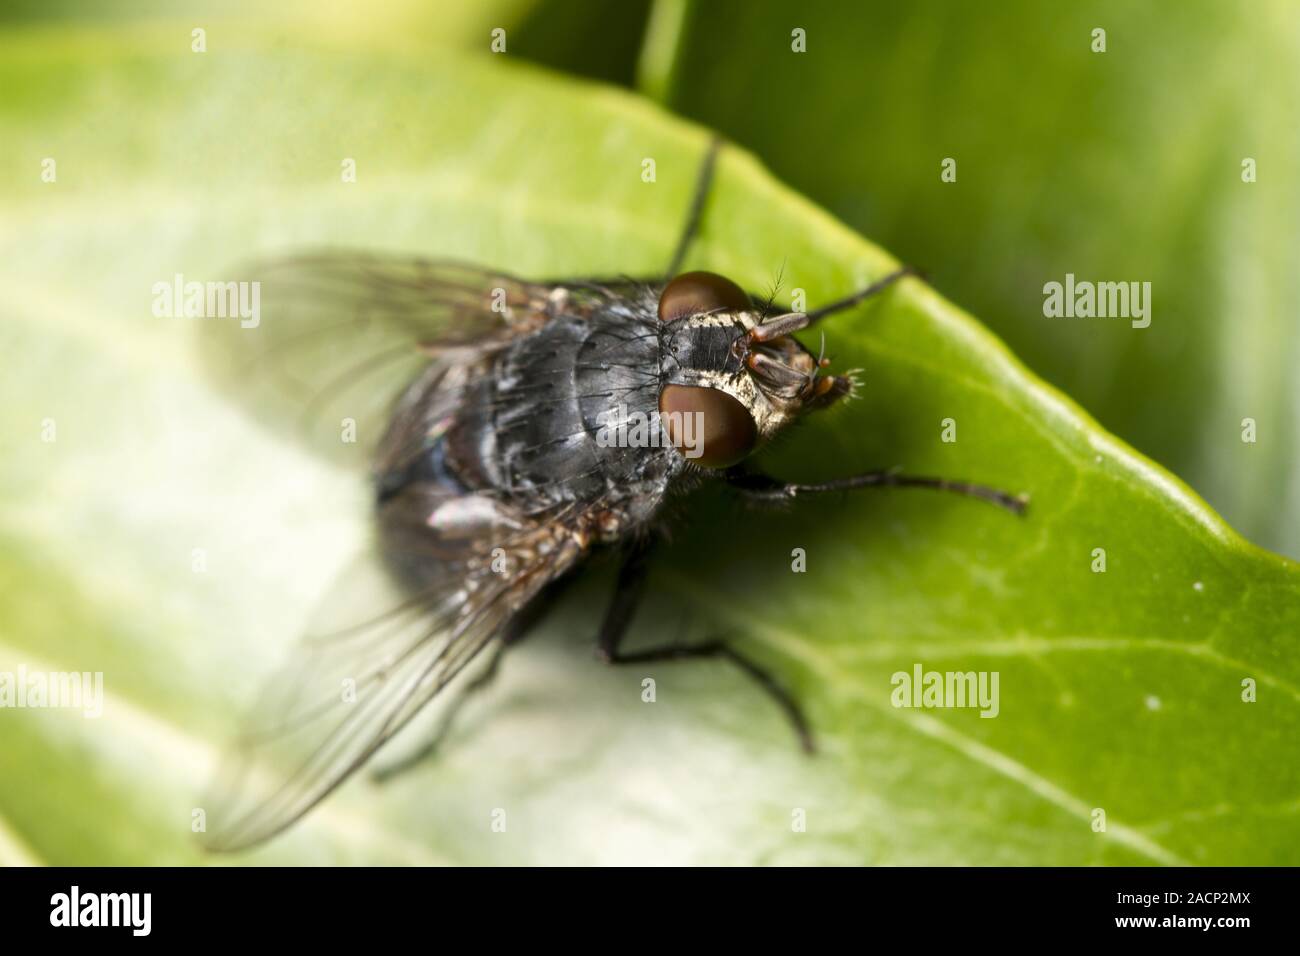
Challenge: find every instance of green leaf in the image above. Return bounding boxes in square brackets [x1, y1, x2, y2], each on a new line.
[2, 27, 1297, 865]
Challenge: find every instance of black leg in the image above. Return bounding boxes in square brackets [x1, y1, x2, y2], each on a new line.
[543, 138, 717, 288]
[595, 538, 815, 753]
[593, 538, 656, 662]
[724, 467, 1028, 515]
[663, 136, 722, 280]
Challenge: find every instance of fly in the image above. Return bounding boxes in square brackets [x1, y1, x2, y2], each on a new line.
[197, 138, 1027, 851]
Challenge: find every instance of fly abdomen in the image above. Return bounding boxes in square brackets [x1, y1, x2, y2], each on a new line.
[489, 318, 597, 499]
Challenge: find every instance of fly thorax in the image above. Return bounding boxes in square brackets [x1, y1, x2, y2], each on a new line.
[660, 313, 798, 442]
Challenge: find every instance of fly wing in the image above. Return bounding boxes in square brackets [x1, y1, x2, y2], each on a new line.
[199, 500, 585, 852]
[198, 252, 559, 466]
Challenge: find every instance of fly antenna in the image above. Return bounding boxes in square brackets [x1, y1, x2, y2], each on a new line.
[804, 266, 920, 324]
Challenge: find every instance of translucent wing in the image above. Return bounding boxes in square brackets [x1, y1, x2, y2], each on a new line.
[199, 499, 586, 852]
[197, 252, 559, 466]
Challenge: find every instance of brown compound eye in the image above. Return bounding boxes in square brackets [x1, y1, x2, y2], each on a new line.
[658, 271, 751, 322]
[658, 384, 758, 468]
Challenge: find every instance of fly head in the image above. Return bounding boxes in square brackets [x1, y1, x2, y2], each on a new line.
[656, 270, 855, 468]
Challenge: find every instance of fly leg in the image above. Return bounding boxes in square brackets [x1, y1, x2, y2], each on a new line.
[538, 138, 719, 288]
[663, 136, 723, 279]
[370, 573, 576, 783]
[723, 467, 1028, 515]
[595, 538, 815, 753]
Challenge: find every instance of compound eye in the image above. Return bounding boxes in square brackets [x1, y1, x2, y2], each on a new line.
[658, 384, 758, 468]
[658, 271, 751, 322]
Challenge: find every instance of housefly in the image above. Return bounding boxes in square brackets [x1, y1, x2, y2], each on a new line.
[197, 139, 1026, 851]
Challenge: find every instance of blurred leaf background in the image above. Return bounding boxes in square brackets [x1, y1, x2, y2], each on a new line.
[2, 1, 1298, 866]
